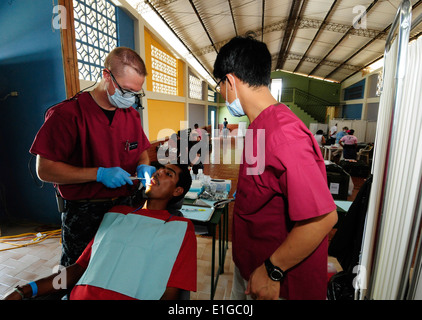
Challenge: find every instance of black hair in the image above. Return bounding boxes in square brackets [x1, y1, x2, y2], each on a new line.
[213, 36, 272, 87]
[316, 130, 324, 135]
[169, 163, 192, 205]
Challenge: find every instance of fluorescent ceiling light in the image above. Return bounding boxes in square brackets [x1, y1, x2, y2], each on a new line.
[367, 58, 384, 72]
[127, 0, 216, 86]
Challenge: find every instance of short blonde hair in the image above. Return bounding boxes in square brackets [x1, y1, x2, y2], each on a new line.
[104, 47, 147, 77]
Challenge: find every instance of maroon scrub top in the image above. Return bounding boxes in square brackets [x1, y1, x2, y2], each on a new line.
[30, 92, 151, 200]
[233, 103, 337, 300]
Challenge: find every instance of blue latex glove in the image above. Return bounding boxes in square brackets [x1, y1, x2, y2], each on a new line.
[136, 165, 157, 186]
[97, 167, 133, 188]
[233, 190, 236, 199]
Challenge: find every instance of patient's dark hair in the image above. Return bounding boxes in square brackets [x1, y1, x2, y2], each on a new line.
[170, 163, 192, 204]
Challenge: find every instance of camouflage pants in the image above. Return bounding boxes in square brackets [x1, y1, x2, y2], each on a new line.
[60, 193, 143, 267]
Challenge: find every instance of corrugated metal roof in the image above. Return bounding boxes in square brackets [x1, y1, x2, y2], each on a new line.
[130, 0, 422, 83]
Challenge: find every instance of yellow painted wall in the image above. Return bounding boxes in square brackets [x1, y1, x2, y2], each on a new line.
[144, 28, 153, 92]
[144, 27, 184, 96]
[144, 27, 187, 142]
[148, 99, 185, 141]
[177, 59, 184, 96]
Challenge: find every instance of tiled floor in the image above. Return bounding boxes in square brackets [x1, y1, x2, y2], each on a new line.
[0, 136, 357, 300]
[0, 224, 62, 299]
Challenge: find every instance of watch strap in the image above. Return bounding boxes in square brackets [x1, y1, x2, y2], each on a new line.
[264, 258, 285, 281]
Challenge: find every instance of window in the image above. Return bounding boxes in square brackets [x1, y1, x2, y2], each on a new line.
[151, 44, 177, 95]
[208, 89, 216, 102]
[344, 79, 366, 100]
[189, 74, 203, 100]
[270, 78, 283, 101]
[73, 0, 118, 81]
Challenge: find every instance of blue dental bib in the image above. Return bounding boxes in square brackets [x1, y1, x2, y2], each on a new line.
[76, 212, 187, 299]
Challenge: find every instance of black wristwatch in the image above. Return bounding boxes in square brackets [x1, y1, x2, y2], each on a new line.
[264, 258, 286, 281]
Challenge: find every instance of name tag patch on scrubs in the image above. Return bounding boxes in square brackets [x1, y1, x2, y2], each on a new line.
[125, 141, 138, 151]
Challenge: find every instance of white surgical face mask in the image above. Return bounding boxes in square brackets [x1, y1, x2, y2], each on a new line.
[107, 81, 136, 109]
[225, 75, 245, 117]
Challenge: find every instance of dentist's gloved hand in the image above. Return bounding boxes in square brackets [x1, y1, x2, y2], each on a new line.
[136, 164, 157, 185]
[96, 167, 133, 188]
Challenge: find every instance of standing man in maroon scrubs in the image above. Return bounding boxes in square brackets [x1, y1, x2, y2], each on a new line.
[30, 47, 156, 267]
[213, 37, 338, 300]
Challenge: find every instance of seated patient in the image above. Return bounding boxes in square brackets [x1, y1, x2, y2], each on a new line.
[4, 163, 196, 300]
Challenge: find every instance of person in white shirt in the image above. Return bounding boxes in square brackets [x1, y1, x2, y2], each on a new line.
[314, 130, 326, 147]
[329, 123, 337, 144]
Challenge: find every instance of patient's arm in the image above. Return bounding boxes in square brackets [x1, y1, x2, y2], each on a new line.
[3, 263, 86, 300]
[160, 287, 181, 300]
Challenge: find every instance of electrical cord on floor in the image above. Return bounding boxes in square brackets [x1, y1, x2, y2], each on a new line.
[0, 229, 61, 252]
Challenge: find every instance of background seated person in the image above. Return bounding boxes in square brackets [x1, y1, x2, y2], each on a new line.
[339, 129, 358, 160]
[335, 126, 349, 145]
[167, 133, 180, 162]
[192, 123, 203, 140]
[4, 164, 196, 300]
[189, 132, 204, 175]
[314, 129, 326, 147]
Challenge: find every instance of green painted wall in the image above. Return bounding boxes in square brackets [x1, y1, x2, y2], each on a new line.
[285, 103, 316, 128]
[271, 70, 341, 105]
[218, 106, 249, 126]
[216, 71, 341, 128]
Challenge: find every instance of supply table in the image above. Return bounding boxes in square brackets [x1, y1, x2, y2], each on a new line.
[324, 145, 343, 161]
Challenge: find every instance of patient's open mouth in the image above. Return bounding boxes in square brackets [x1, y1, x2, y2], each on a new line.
[149, 176, 159, 186]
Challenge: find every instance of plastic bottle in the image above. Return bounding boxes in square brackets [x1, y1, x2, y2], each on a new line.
[189, 167, 196, 180]
[197, 169, 204, 182]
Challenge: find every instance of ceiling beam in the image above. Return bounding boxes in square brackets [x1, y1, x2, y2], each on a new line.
[227, 0, 238, 36]
[340, 54, 382, 83]
[325, 0, 422, 80]
[339, 0, 422, 83]
[144, 0, 216, 81]
[147, 0, 179, 8]
[145, 0, 190, 52]
[294, 0, 338, 73]
[283, 0, 308, 67]
[324, 24, 390, 80]
[194, 17, 387, 56]
[188, 0, 218, 53]
[274, 52, 362, 71]
[261, 0, 265, 42]
[308, 0, 380, 77]
[275, 0, 305, 70]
